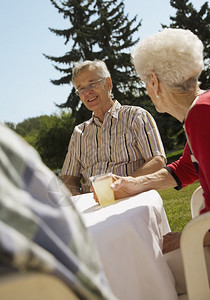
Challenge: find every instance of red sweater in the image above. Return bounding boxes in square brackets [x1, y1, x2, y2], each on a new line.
[167, 90, 210, 214]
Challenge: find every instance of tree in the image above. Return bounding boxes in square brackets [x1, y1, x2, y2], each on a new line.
[156, 0, 210, 151]
[9, 112, 75, 170]
[45, 0, 142, 125]
[15, 116, 45, 137]
[35, 112, 75, 170]
[45, 0, 209, 153]
[166, 0, 210, 90]
[91, 0, 142, 105]
[12, 116, 50, 148]
[4, 122, 15, 131]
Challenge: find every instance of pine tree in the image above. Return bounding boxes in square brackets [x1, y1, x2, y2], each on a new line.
[91, 0, 142, 105]
[44, 0, 97, 123]
[45, 0, 142, 125]
[165, 0, 210, 89]
[156, 0, 210, 151]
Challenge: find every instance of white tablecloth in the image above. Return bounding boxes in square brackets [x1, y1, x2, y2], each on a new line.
[72, 190, 178, 300]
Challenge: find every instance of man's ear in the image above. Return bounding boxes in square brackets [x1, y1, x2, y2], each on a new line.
[149, 72, 160, 98]
[106, 77, 113, 91]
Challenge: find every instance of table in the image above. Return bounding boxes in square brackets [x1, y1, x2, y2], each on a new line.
[72, 190, 178, 300]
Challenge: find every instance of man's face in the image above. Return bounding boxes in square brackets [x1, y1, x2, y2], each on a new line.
[74, 68, 112, 114]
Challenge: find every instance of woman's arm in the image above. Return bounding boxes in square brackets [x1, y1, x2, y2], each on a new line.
[111, 167, 177, 200]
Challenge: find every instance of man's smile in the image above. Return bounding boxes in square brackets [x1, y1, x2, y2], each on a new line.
[87, 96, 97, 102]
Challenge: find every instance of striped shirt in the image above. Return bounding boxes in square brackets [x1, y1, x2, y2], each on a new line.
[62, 100, 165, 193]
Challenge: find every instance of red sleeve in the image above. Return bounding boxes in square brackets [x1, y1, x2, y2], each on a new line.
[166, 143, 199, 189]
[166, 92, 210, 213]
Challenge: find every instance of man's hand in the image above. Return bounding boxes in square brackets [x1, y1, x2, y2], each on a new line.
[62, 175, 81, 196]
[162, 232, 181, 254]
[90, 184, 99, 203]
[163, 230, 210, 255]
[204, 231, 210, 247]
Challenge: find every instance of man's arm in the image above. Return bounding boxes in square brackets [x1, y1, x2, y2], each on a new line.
[62, 175, 81, 195]
[131, 155, 166, 177]
[162, 226, 210, 254]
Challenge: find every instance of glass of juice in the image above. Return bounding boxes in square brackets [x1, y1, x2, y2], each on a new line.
[91, 173, 115, 207]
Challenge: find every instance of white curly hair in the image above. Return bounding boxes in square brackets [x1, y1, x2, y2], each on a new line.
[132, 28, 204, 92]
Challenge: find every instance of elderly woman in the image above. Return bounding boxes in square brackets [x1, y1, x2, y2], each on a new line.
[110, 28, 210, 294]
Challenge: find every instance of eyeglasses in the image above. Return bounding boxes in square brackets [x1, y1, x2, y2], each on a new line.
[75, 78, 104, 96]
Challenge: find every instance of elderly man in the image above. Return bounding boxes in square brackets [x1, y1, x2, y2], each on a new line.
[61, 60, 166, 195]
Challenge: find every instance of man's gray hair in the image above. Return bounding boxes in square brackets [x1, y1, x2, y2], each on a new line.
[72, 60, 110, 85]
[132, 28, 204, 92]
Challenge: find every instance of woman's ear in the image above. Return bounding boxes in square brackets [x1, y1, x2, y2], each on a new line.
[149, 72, 160, 98]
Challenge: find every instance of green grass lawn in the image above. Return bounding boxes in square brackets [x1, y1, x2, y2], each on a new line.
[159, 180, 201, 232]
[166, 148, 185, 164]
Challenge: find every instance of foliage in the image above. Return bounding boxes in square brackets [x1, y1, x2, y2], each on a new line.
[15, 116, 44, 137]
[5, 122, 15, 131]
[155, 0, 210, 150]
[165, 0, 210, 90]
[7, 116, 50, 148]
[9, 111, 75, 170]
[45, 0, 143, 126]
[166, 148, 184, 164]
[43, 0, 209, 156]
[138, 96, 186, 151]
[35, 111, 75, 170]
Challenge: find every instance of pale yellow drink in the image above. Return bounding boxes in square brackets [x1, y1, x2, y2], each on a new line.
[92, 174, 115, 207]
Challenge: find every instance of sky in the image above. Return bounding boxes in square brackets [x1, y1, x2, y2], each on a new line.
[0, 0, 204, 124]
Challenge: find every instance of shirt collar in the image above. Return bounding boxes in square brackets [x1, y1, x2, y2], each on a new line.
[91, 100, 121, 125]
[109, 100, 121, 118]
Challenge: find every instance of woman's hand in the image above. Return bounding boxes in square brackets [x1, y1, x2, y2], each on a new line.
[91, 174, 145, 203]
[111, 175, 141, 199]
[91, 174, 141, 203]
